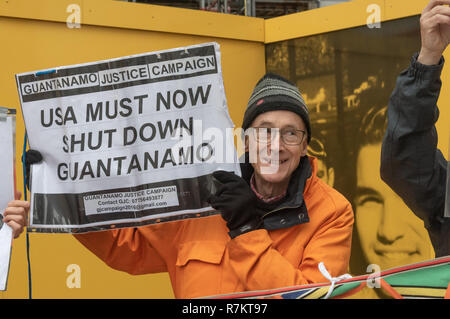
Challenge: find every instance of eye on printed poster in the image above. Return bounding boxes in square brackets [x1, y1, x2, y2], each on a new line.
[16, 42, 241, 233]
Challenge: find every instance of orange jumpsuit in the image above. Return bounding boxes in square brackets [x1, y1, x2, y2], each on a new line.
[74, 157, 354, 298]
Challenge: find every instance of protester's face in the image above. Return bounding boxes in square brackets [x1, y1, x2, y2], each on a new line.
[355, 144, 435, 270]
[247, 110, 308, 186]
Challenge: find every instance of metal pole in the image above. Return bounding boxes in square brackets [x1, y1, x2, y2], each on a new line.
[245, 0, 255, 16]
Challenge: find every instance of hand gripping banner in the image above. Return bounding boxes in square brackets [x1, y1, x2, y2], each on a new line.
[16, 42, 241, 233]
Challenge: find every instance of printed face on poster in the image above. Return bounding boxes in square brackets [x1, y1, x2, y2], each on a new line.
[0, 107, 15, 291]
[16, 42, 241, 234]
[265, 16, 439, 278]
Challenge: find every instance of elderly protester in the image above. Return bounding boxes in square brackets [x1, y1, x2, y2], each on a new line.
[6, 73, 353, 298]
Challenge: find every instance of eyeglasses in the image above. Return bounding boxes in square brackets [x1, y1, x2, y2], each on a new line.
[250, 127, 306, 145]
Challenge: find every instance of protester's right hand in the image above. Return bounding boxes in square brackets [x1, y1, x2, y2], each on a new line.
[2, 191, 29, 239]
[24, 149, 43, 190]
[418, 0, 450, 65]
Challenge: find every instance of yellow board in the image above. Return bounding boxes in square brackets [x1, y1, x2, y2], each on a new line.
[265, 0, 430, 43]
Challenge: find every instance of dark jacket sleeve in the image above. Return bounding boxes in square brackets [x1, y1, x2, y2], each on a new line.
[380, 53, 449, 257]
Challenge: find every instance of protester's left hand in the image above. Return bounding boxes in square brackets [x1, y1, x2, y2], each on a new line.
[207, 171, 262, 238]
[2, 191, 30, 239]
[418, 0, 450, 65]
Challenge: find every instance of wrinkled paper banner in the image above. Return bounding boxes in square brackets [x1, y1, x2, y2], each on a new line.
[16, 42, 241, 233]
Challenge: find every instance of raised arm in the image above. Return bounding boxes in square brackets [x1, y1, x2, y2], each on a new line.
[380, 0, 450, 257]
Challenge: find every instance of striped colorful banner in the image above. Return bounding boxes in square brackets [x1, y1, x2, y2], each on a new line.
[208, 256, 450, 299]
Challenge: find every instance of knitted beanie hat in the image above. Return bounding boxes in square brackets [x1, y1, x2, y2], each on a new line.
[242, 73, 311, 143]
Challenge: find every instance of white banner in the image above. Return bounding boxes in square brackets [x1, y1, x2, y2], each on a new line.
[16, 42, 241, 233]
[0, 107, 15, 291]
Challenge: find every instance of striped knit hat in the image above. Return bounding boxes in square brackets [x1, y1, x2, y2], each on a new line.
[242, 73, 311, 143]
